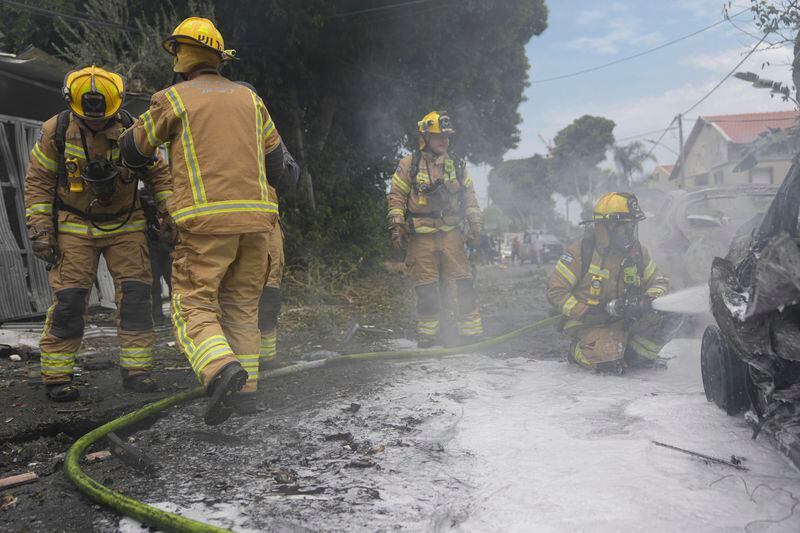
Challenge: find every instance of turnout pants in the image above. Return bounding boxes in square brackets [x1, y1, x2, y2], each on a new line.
[564, 311, 683, 370]
[258, 223, 284, 364]
[40, 231, 154, 384]
[171, 231, 270, 393]
[405, 230, 483, 341]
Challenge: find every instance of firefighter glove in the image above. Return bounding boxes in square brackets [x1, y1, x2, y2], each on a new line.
[159, 213, 179, 246]
[30, 228, 58, 264]
[468, 219, 484, 244]
[389, 216, 408, 250]
[606, 296, 650, 318]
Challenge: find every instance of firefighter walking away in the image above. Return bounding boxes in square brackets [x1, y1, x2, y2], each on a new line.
[120, 17, 285, 424]
[388, 111, 484, 348]
[546, 192, 682, 374]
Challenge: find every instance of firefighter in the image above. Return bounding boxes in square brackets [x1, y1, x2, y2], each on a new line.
[388, 111, 484, 348]
[120, 17, 285, 424]
[232, 82, 301, 375]
[546, 192, 682, 374]
[24, 66, 172, 401]
[257, 143, 300, 371]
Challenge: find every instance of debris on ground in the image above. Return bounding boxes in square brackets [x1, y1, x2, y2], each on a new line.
[0, 472, 38, 490]
[271, 467, 298, 484]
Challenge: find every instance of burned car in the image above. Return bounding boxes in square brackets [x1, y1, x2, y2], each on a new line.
[702, 163, 800, 468]
[642, 186, 778, 289]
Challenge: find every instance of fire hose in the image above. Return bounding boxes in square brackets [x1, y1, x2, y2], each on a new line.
[64, 315, 560, 533]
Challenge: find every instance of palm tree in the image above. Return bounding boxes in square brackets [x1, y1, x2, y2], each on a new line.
[613, 141, 655, 189]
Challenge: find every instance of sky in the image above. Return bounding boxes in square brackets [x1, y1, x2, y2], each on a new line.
[469, 0, 796, 206]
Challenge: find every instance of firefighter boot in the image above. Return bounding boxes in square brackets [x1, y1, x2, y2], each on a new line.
[121, 369, 160, 393]
[204, 362, 248, 425]
[46, 382, 81, 402]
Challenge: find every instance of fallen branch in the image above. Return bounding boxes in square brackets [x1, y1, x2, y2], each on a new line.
[56, 408, 90, 414]
[0, 472, 38, 490]
[653, 441, 748, 471]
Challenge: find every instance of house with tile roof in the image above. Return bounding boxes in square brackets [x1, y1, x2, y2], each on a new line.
[667, 110, 799, 189]
[648, 163, 675, 191]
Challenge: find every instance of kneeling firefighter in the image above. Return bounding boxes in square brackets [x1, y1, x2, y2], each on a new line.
[24, 66, 172, 401]
[546, 192, 682, 373]
[120, 18, 285, 425]
[388, 111, 484, 348]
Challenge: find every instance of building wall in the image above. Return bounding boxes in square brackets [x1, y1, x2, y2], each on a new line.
[682, 123, 794, 189]
[682, 123, 728, 186]
[648, 166, 678, 192]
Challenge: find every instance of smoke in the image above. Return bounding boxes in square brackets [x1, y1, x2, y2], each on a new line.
[637, 188, 774, 291]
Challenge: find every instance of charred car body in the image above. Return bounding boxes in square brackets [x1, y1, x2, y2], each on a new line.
[702, 163, 800, 467]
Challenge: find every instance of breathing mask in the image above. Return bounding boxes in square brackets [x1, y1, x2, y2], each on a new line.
[608, 220, 637, 251]
[83, 159, 120, 206]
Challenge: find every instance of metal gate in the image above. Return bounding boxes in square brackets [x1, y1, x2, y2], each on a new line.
[0, 113, 116, 322]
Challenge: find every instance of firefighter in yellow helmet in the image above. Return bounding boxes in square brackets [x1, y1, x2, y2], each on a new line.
[388, 111, 484, 347]
[120, 17, 286, 424]
[24, 66, 172, 401]
[546, 192, 682, 374]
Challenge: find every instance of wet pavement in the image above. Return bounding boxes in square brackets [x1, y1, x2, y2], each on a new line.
[3, 263, 800, 531]
[97, 335, 800, 532]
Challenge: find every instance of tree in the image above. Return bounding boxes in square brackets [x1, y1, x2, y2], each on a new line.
[221, 0, 549, 263]
[0, 0, 550, 266]
[612, 141, 654, 189]
[488, 154, 556, 230]
[550, 115, 616, 211]
[54, 0, 214, 93]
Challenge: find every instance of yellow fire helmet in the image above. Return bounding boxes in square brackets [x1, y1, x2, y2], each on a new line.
[162, 17, 236, 61]
[62, 65, 125, 120]
[582, 192, 646, 224]
[417, 110, 454, 150]
[417, 110, 455, 135]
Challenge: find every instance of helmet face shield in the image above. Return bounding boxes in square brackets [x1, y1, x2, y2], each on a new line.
[80, 92, 107, 119]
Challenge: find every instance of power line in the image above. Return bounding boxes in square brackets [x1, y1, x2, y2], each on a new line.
[684, 114, 798, 123]
[642, 28, 772, 162]
[642, 117, 677, 162]
[616, 126, 677, 143]
[332, 0, 438, 18]
[530, 7, 750, 85]
[681, 32, 769, 116]
[0, 0, 141, 32]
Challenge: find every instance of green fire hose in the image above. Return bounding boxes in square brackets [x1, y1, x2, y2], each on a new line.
[64, 315, 560, 533]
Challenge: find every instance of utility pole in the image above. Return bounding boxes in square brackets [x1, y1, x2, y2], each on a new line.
[677, 113, 687, 189]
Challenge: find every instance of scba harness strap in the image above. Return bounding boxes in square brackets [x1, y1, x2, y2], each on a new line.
[408, 151, 466, 194]
[51, 110, 142, 231]
[53, 109, 135, 184]
[577, 233, 646, 290]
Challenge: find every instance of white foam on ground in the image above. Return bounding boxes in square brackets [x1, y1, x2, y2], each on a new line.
[118, 501, 260, 533]
[115, 339, 800, 532]
[450, 339, 800, 532]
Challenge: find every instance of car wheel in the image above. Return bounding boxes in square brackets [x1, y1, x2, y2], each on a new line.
[701, 325, 750, 415]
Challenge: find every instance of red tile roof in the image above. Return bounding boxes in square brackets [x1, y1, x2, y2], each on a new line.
[702, 110, 800, 144]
